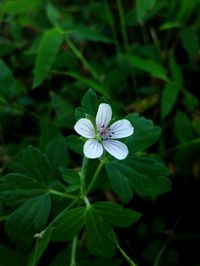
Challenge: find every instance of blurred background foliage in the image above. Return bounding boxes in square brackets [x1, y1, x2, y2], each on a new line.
[0, 0, 200, 265]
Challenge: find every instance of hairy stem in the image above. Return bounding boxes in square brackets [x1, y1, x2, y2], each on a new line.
[79, 156, 88, 199]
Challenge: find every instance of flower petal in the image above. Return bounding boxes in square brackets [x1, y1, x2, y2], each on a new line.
[74, 118, 95, 138]
[102, 140, 128, 160]
[84, 139, 103, 159]
[109, 119, 134, 139]
[96, 103, 112, 129]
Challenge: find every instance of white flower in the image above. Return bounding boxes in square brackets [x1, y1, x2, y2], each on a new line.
[74, 103, 134, 160]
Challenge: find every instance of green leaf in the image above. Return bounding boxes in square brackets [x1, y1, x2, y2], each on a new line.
[46, 3, 61, 27]
[170, 57, 183, 88]
[106, 157, 171, 202]
[81, 89, 99, 117]
[161, 82, 179, 119]
[174, 110, 194, 143]
[106, 162, 133, 203]
[86, 207, 115, 257]
[93, 202, 141, 227]
[183, 90, 198, 112]
[63, 71, 110, 98]
[66, 135, 83, 155]
[22, 146, 51, 185]
[60, 168, 80, 186]
[50, 92, 74, 127]
[45, 135, 68, 170]
[51, 207, 87, 241]
[71, 25, 114, 43]
[122, 55, 168, 81]
[0, 173, 49, 205]
[161, 57, 182, 119]
[4, 0, 41, 14]
[125, 113, 161, 153]
[180, 28, 200, 61]
[6, 194, 51, 243]
[0, 58, 16, 99]
[33, 29, 63, 88]
[27, 228, 53, 266]
[0, 244, 26, 266]
[177, 0, 198, 23]
[136, 0, 157, 23]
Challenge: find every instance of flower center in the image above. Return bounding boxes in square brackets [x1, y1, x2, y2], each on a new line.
[97, 124, 115, 140]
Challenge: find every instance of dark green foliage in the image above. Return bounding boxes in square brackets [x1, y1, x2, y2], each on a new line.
[0, 1, 199, 265]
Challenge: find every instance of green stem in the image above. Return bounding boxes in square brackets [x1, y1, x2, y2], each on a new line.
[79, 156, 88, 199]
[153, 240, 170, 266]
[66, 39, 100, 81]
[117, 0, 128, 51]
[116, 240, 137, 266]
[49, 189, 77, 199]
[86, 159, 105, 195]
[110, 232, 137, 266]
[70, 236, 78, 266]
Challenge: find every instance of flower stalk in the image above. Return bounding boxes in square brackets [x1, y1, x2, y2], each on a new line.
[86, 158, 106, 195]
[79, 156, 88, 199]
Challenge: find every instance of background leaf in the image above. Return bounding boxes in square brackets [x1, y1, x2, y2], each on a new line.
[33, 28, 63, 88]
[180, 28, 200, 61]
[136, 0, 157, 23]
[161, 57, 182, 119]
[121, 55, 168, 81]
[0, 244, 26, 266]
[174, 110, 194, 143]
[0, 58, 16, 99]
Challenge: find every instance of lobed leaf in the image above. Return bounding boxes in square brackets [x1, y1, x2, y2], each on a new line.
[45, 135, 69, 171]
[85, 207, 115, 257]
[6, 194, 51, 243]
[51, 207, 87, 241]
[22, 146, 51, 185]
[93, 202, 141, 227]
[125, 113, 161, 153]
[106, 157, 171, 202]
[0, 173, 49, 205]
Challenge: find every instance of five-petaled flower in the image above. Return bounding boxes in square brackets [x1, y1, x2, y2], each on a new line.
[74, 103, 134, 160]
